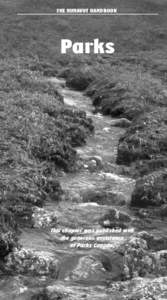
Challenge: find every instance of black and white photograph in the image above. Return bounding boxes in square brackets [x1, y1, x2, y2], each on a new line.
[0, 1, 167, 299]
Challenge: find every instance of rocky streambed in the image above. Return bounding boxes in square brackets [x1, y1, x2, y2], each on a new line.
[1, 77, 167, 300]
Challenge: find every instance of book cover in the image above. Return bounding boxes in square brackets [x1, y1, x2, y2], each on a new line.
[0, 1, 167, 299]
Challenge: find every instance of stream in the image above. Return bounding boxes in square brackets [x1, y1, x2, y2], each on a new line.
[0, 78, 146, 299]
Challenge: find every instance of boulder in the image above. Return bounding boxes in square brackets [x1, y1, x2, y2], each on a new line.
[89, 155, 103, 168]
[82, 189, 107, 204]
[111, 118, 132, 128]
[122, 236, 167, 279]
[137, 231, 167, 251]
[65, 191, 82, 203]
[5, 247, 59, 277]
[65, 255, 106, 282]
[106, 191, 127, 206]
[66, 251, 125, 282]
[87, 159, 97, 172]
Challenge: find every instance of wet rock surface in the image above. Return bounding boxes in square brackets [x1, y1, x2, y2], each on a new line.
[65, 255, 106, 282]
[99, 208, 132, 229]
[110, 118, 132, 128]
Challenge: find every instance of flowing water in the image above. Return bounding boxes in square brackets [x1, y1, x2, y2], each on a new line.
[0, 78, 142, 299]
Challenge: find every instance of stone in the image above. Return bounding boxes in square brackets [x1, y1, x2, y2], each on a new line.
[66, 251, 125, 283]
[103, 127, 110, 132]
[87, 159, 97, 172]
[99, 208, 131, 229]
[138, 231, 167, 251]
[107, 277, 167, 300]
[100, 172, 133, 183]
[89, 155, 103, 167]
[111, 118, 132, 128]
[122, 236, 167, 279]
[158, 204, 167, 217]
[106, 191, 127, 206]
[5, 247, 59, 277]
[65, 255, 106, 282]
[82, 189, 107, 204]
[32, 207, 57, 228]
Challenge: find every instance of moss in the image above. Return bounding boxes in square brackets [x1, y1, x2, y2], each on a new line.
[0, 63, 93, 254]
[131, 169, 167, 207]
[0, 232, 18, 260]
[61, 67, 95, 91]
[117, 108, 167, 165]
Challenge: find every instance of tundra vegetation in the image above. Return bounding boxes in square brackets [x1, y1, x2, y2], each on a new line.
[0, 0, 167, 298]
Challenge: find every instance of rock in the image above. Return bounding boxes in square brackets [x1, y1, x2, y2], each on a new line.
[82, 189, 107, 204]
[158, 204, 167, 217]
[66, 251, 125, 282]
[131, 169, 167, 207]
[66, 191, 82, 203]
[0, 207, 17, 232]
[107, 277, 167, 300]
[137, 208, 150, 218]
[89, 155, 103, 168]
[78, 203, 99, 207]
[103, 127, 110, 132]
[82, 189, 128, 206]
[106, 191, 127, 206]
[42, 177, 63, 201]
[138, 231, 167, 251]
[82, 156, 103, 171]
[0, 231, 17, 259]
[65, 255, 106, 282]
[100, 172, 133, 183]
[122, 236, 167, 279]
[123, 237, 150, 279]
[32, 207, 57, 228]
[5, 247, 59, 277]
[87, 159, 97, 172]
[99, 208, 131, 229]
[136, 158, 167, 177]
[111, 118, 132, 128]
[32, 282, 112, 300]
[31, 290, 51, 300]
[152, 250, 167, 276]
[31, 288, 64, 300]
